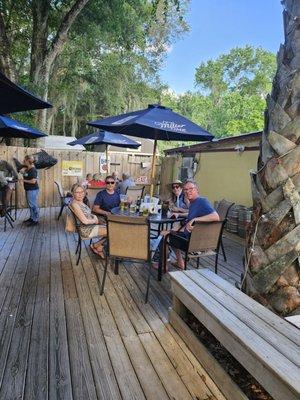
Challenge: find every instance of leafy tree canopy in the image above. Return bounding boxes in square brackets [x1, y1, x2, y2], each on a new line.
[159, 46, 276, 152]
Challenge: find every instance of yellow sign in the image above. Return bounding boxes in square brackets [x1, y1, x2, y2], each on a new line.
[62, 160, 83, 177]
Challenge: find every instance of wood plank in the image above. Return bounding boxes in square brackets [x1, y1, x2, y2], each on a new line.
[64, 299, 98, 400]
[0, 211, 42, 399]
[139, 332, 194, 400]
[24, 208, 50, 400]
[115, 265, 220, 400]
[169, 309, 247, 400]
[170, 273, 300, 400]
[0, 222, 35, 388]
[57, 219, 97, 400]
[187, 269, 300, 367]
[86, 257, 170, 400]
[199, 269, 300, 347]
[78, 246, 146, 400]
[48, 208, 73, 400]
[65, 231, 122, 400]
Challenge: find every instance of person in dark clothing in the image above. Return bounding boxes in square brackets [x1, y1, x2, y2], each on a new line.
[156, 179, 219, 270]
[92, 175, 120, 217]
[20, 155, 39, 226]
[0, 160, 18, 215]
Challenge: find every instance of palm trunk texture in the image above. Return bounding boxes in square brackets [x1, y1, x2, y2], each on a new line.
[246, 0, 300, 316]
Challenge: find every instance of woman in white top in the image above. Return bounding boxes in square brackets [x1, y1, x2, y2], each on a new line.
[70, 184, 106, 258]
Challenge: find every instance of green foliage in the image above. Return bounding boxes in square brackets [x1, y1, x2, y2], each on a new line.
[0, 0, 188, 136]
[158, 46, 276, 152]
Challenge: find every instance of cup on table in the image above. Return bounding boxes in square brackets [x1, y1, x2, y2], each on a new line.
[120, 194, 127, 211]
[130, 203, 136, 214]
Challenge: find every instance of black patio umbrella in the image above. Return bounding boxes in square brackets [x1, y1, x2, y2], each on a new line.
[88, 104, 214, 194]
[0, 115, 47, 139]
[68, 130, 140, 172]
[0, 71, 52, 114]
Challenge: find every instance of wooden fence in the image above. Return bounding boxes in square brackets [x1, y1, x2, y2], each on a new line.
[0, 146, 158, 208]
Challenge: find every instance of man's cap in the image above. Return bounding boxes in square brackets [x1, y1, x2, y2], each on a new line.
[171, 179, 183, 186]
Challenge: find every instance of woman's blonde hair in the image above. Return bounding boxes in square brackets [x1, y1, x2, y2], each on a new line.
[71, 183, 86, 195]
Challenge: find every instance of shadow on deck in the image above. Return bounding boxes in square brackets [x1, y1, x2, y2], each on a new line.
[0, 207, 245, 400]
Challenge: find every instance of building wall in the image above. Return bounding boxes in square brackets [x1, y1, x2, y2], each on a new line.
[194, 150, 259, 207]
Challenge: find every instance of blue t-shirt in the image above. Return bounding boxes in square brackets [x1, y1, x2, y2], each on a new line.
[94, 190, 120, 212]
[184, 196, 215, 235]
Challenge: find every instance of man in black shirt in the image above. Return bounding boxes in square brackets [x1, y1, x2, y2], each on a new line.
[20, 155, 39, 226]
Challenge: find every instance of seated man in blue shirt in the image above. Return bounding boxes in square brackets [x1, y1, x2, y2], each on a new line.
[92, 175, 120, 218]
[164, 179, 219, 269]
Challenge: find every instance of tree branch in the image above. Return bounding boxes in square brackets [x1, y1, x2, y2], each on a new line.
[45, 0, 90, 69]
[0, 10, 15, 80]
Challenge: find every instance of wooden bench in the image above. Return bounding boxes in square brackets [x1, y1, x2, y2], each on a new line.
[169, 268, 300, 400]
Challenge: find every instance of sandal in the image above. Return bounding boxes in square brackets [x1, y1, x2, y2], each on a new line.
[90, 244, 105, 259]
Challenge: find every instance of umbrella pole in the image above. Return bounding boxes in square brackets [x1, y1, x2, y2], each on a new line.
[150, 139, 157, 197]
[106, 146, 109, 174]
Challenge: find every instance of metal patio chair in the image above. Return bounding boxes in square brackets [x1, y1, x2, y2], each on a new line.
[215, 199, 235, 261]
[165, 220, 226, 274]
[100, 214, 160, 302]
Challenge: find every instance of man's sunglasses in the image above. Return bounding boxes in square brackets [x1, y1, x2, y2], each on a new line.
[172, 185, 181, 189]
[106, 181, 115, 185]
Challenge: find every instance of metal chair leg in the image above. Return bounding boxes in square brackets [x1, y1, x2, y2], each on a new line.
[221, 238, 227, 261]
[100, 256, 109, 295]
[196, 257, 200, 269]
[215, 251, 219, 274]
[76, 238, 82, 265]
[57, 203, 65, 220]
[145, 262, 151, 303]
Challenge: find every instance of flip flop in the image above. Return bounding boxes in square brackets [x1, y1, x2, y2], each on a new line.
[90, 244, 105, 259]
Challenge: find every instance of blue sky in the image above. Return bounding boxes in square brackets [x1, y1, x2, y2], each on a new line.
[160, 0, 284, 93]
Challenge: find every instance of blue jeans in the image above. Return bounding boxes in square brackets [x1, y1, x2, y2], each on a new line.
[26, 189, 39, 222]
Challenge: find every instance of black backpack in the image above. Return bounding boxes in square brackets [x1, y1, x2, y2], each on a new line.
[13, 149, 57, 171]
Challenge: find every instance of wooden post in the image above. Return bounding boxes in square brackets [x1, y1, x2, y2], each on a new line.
[150, 138, 157, 197]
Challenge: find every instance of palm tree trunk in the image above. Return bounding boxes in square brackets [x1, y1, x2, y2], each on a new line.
[246, 0, 300, 316]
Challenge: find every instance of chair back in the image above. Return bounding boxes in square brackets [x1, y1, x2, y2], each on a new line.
[86, 187, 105, 206]
[216, 199, 235, 220]
[188, 221, 225, 253]
[107, 214, 149, 261]
[125, 186, 145, 202]
[54, 181, 64, 198]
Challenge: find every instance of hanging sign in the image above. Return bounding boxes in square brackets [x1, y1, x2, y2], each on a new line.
[62, 160, 83, 176]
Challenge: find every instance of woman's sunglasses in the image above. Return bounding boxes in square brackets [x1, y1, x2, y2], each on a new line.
[106, 181, 115, 185]
[172, 185, 181, 189]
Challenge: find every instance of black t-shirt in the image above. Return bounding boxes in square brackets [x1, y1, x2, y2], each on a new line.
[23, 167, 39, 191]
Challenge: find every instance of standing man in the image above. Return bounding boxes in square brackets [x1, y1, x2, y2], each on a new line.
[92, 175, 120, 217]
[164, 179, 219, 269]
[20, 155, 39, 226]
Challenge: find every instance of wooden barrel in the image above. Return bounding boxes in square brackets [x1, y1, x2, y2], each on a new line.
[238, 207, 252, 238]
[226, 205, 240, 233]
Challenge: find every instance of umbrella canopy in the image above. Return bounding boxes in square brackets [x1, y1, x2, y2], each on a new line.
[68, 130, 141, 149]
[0, 71, 52, 114]
[88, 104, 214, 141]
[88, 104, 214, 195]
[0, 115, 47, 139]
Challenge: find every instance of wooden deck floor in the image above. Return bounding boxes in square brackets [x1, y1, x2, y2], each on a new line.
[0, 207, 245, 400]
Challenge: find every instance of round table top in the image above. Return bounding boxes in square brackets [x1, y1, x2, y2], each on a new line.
[111, 207, 185, 224]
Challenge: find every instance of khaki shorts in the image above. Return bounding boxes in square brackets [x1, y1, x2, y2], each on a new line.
[87, 225, 107, 238]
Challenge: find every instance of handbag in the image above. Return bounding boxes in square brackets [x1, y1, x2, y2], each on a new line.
[13, 149, 57, 171]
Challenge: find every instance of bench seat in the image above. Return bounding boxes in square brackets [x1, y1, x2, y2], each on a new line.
[169, 268, 300, 400]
